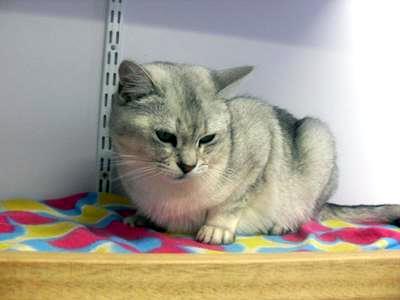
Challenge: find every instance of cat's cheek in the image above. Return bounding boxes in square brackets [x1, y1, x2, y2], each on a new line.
[192, 164, 208, 176]
[114, 136, 147, 155]
[206, 153, 228, 172]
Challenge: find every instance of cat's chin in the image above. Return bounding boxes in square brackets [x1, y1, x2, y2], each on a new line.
[172, 175, 194, 183]
[163, 173, 198, 184]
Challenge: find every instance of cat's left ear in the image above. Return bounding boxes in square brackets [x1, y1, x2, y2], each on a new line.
[212, 66, 254, 92]
[118, 60, 157, 102]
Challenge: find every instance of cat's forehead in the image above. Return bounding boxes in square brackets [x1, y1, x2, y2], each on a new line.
[145, 63, 215, 96]
[160, 99, 226, 135]
[142, 63, 228, 134]
[167, 109, 227, 136]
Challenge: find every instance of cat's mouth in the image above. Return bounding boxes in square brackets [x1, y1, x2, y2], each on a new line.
[169, 171, 202, 183]
[159, 164, 208, 182]
[173, 174, 192, 181]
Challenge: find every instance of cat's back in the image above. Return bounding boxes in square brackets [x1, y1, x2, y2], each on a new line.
[226, 96, 301, 144]
[225, 96, 275, 168]
[227, 96, 304, 154]
[226, 96, 275, 128]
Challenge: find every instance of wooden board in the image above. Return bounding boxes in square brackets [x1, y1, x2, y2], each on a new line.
[0, 251, 399, 300]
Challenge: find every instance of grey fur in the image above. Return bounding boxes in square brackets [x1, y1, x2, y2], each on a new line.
[319, 203, 400, 224]
[109, 60, 400, 245]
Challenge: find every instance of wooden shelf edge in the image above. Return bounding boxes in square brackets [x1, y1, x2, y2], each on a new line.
[1, 250, 399, 300]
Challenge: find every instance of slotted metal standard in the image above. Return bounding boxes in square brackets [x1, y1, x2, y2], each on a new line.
[96, 0, 124, 193]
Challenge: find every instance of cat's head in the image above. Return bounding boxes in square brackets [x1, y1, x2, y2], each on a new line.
[110, 60, 253, 182]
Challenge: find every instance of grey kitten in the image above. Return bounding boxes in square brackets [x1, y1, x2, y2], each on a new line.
[109, 60, 400, 245]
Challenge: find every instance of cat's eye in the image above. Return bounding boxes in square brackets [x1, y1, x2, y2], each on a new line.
[199, 134, 216, 145]
[155, 130, 177, 147]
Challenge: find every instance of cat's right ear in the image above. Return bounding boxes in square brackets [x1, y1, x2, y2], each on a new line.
[212, 65, 254, 93]
[118, 60, 155, 103]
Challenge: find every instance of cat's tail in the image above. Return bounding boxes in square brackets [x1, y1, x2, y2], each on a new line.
[318, 203, 400, 225]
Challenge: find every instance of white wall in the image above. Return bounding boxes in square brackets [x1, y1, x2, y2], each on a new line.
[0, 0, 106, 198]
[1, 0, 399, 204]
[122, 0, 400, 205]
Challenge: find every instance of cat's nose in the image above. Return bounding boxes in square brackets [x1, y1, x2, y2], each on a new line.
[177, 162, 196, 174]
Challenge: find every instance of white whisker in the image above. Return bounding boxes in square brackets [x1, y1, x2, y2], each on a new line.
[111, 166, 156, 182]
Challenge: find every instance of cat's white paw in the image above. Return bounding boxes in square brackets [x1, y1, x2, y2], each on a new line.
[196, 225, 235, 245]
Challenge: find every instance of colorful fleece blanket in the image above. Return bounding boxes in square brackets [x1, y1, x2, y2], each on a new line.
[1, 192, 400, 253]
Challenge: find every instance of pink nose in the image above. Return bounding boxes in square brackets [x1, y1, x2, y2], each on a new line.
[177, 162, 195, 174]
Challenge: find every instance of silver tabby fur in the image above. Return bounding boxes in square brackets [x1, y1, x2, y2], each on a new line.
[110, 60, 400, 245]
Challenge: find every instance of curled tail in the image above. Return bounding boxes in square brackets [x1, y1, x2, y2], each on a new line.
[318, 203, 400, 225]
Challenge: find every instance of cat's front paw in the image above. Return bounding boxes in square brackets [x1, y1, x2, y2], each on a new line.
[268, 223, 292, 235]
[196, 225, 235, 245]
[123, 215, 146, 227]
[123, 214, 166, 232]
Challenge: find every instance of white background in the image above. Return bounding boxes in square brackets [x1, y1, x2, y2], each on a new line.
[0, 0, 105, 198]
[0, 0, 399, 205]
